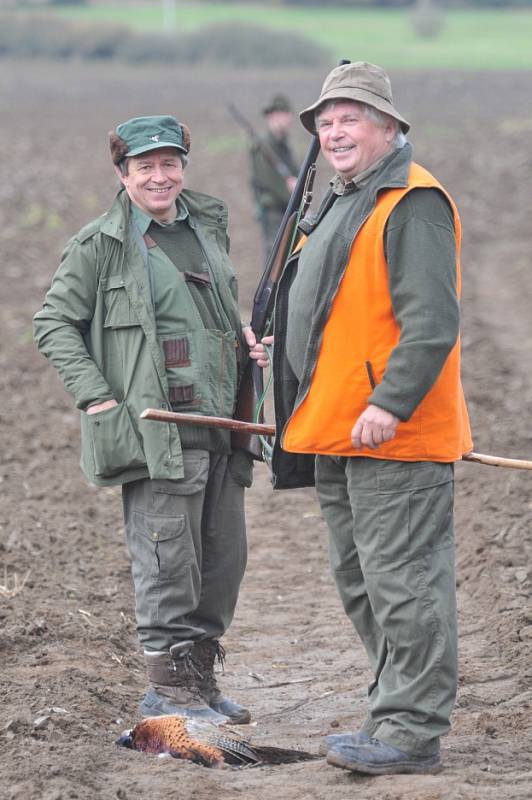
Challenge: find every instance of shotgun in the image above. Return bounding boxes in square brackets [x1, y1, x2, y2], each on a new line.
[140, 410, 532, 471]
[232, 59, 351, 460]
[231, 127, 320, 459]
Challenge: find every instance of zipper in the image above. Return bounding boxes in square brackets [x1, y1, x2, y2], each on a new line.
[365, 360, 377, 390]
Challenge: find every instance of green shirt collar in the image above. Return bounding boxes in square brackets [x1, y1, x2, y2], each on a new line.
[130, 196, 189, 234]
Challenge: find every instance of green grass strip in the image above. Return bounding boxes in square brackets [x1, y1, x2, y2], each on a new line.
[43, 4, 532, 70]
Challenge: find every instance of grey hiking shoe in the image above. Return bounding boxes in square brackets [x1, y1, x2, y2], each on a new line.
[318, 729, 371, 756]
[192, 639, 251, 725]
[326, 737, 442, 775]
[141, 640, 229, 725]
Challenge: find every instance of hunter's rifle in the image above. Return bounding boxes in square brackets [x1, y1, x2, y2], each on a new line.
[226, 60, 351, 457]
[228, 74, 349, 458]
[228, 102, 294, 183]
[230, 162, 320, 458]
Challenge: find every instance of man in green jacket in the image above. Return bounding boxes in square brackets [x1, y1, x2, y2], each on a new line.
[249, 93, 299, 260]
[34, 115, 265, 726]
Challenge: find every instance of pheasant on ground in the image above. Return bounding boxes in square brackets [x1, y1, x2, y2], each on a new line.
[116, 714, 319, 768]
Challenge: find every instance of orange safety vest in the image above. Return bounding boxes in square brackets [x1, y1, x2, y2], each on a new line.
[282, 162, 473, 462]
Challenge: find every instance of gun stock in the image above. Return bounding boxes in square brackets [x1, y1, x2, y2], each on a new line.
[231, 364, 265, 458]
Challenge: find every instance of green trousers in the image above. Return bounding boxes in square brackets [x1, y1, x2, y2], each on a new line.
[315, 456, 457, 757]
[122, 449, 249, 652]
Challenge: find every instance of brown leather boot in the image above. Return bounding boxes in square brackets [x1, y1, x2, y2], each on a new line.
[141, 640, 228, 724]
[192, 639, 251, 724]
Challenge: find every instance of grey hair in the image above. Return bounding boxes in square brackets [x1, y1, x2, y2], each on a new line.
[315, 100, 407, 148]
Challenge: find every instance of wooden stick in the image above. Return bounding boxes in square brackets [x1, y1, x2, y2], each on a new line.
[140, 408, 276, 435]
[461, 452, 532, 470]
[140, 409, 532, 471]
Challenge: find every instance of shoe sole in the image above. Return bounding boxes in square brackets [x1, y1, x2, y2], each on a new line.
[326, 750, 443, 775]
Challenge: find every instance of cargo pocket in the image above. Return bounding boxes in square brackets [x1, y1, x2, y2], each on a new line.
[376, 462, 454, 566]
[130, 510, 193, 580]
[87, 400, 145, 478]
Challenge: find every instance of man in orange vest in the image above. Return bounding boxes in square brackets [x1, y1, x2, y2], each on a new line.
[270, 62, 472, 775]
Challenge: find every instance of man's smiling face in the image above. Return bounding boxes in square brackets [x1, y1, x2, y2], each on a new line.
[317, 100, 395, 181]
[117, 147, 184, 223]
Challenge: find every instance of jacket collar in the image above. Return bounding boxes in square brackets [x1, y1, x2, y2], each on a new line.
[331, 142, 412, 197]
[99, 185, 228, 241]
[100, 188, 130, 242]
[367, 141, 412, 194]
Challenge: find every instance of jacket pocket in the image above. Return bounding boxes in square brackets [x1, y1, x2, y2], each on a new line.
[151, 452, 209, 497]
[161, 331, 201, 411]
[86, 400, 145, 478]
[163, 329, 238, 417]
[102, 276, 140, 329]
[203, 329, 238, 417]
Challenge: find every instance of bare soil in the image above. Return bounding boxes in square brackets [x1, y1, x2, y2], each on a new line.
[0, 62, 531, 800]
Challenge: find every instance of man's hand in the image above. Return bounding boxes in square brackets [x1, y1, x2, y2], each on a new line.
[86, 399, 118, 415]
[351, 404, 399, 450]
[243, 326, 274, 369]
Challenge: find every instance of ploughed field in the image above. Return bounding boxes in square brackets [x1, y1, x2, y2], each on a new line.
[0, 61, 531, 800]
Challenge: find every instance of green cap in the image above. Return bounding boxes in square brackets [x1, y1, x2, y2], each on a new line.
[114, 115, 188, 159]
[262, 93, 293, 115]
[300, 61, 410, 135]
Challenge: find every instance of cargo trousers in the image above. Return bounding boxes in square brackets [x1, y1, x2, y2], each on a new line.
[315, 455, 457, 757]
[122, 449, 249, 652]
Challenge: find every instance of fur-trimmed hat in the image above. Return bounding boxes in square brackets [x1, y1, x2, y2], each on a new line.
[109, 115, 191, 165]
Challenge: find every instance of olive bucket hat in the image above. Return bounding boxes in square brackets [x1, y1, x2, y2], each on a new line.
[109, 115, 191, 165]
[300, 61, 410, 135]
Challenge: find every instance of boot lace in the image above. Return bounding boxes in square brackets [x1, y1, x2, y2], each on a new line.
[169, 648, 204, 700]
[194, 639, 225, 696]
